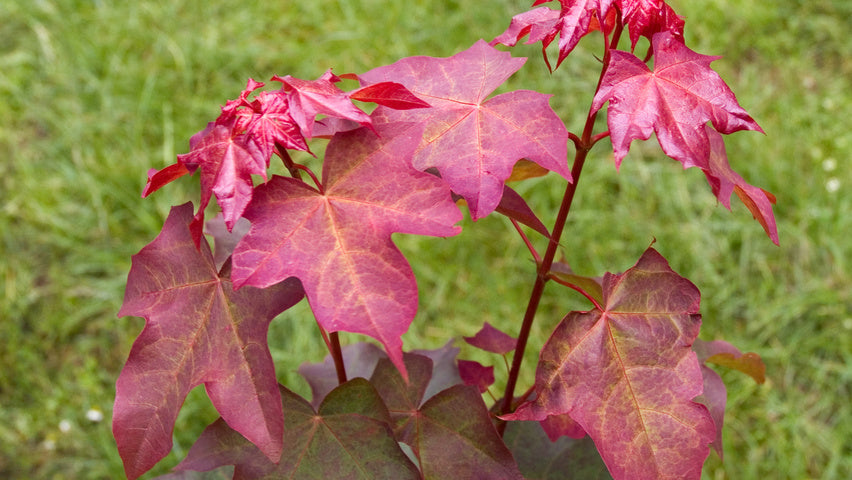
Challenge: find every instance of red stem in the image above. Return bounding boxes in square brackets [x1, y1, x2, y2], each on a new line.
[317, 324, 347, 384]
[329, 332, 347, 384]
[547, 273, 604, 311]
[510, 219, 542, 265]
[497, 19, 622, 435]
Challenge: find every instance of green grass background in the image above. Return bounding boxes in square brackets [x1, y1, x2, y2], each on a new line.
[2, 0, 850, 478]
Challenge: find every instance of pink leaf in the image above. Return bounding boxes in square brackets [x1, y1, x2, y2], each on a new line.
[361, 40, 571, 219]
[506, 247, 715, 480]
[114, 203, 304, 479]
[592, 31, 763, 170]
[232, 88, 310, 159]
[176, 79, 309, 231]
[463, 321, 517, 354]
[230, 122, 462, 378]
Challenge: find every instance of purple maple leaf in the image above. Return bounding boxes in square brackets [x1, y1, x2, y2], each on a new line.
[114, 203, 304, 479]
[463, 321, 517, 355]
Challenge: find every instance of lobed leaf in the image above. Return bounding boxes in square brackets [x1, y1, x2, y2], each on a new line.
[506, 247, 716, 480]
[361, 40, 571, 219]
[620, 0, 684, 50]
[592, 31, 763, 170]
[493, 0, 682, 68]
[177, 122, 267, 231]
[114, 203, 304, 479]
[230, 123, 462, 378]
[370, 355, 523, 479]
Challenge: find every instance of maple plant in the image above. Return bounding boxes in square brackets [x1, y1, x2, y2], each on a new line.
[115, 1, 773, 479]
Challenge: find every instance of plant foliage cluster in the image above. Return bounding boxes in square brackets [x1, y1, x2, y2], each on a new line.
[116, 1, 772, 478]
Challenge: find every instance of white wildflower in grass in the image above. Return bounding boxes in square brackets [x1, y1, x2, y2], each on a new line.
[826, 178, 840, 193]
[86, 408, 105, 422]
[822, 158, 836, 172]
[58, 419, 72, 433]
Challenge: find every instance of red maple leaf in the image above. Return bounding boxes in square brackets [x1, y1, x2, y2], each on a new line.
[348, 81, 432, 110]
[175, 121, 266, 231]
[620, 0, 684, 49]
[147, 77, 427, 233]
[230, 122, 462, 377]
[274, 69, 373, 139]
[492, 1, 615, 69]
[114, 203, 304, 480]
[492, 0, 681, 68]
[230, 84, 310, 160]
[592, 31, 764, 170]
[360, 40, 571, 219]
[505, 247, 716, 480]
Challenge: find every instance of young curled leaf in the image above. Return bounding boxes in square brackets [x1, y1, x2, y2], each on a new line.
[348, 81, 431, 110]
[458, 360, 496, 393]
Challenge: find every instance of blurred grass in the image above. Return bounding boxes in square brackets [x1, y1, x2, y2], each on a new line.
[1, 0, 849, 478]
